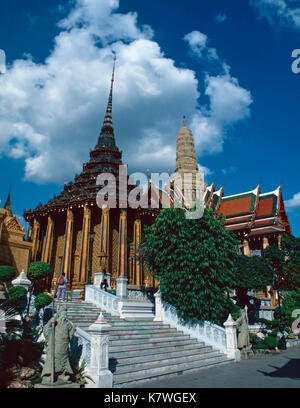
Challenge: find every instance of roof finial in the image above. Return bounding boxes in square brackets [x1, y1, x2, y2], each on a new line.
[111, 53, 116, 92]
[183, 115, 186, 127]
[279, 177, 284, 188]
[4, 186, 12, 215]
[97, 54, 118, 150]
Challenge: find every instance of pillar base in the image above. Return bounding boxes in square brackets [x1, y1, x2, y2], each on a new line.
[225, 349, 241, 362]
[86, 369, 113, 388]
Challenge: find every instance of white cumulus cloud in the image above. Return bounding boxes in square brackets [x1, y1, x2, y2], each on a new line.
[0, 0, 252, 186]
[184, 30, 253, 156]
[285, 192, 300, 210]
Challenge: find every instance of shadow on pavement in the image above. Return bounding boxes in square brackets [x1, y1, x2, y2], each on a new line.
[257, 358, 300, 380]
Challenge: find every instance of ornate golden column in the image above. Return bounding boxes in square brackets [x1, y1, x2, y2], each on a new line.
[117, 209, 127, 277]
[278, 235, 282, 249]
[62, 209, 74, 282]
[31, 217, 40, 261]
[28, 224, 33, 242]
[79, 204, 91, 285]
[133, 218, 142, 286]
[100, 206, 110, 262]
[41, 215, 54, 264]
[243, 239, 250, 256]
[263, 236, 269, 249]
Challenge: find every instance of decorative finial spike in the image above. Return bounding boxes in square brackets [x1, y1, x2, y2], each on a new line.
[183, 115, 186, 126]
[280, 177, 284, 188]
[4, 186, 12, 215]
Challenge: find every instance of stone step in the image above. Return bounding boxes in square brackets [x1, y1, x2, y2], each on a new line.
[113, 350, 222, 374]
[111, 345, 213, 366]
[113, 355, 233, 387]
[109, 335, 192, 347]
[110, 343, 207, 359]
[110, 338, 198, 353]
[109, 330, 185, 340]
[76, 322, 168, 330]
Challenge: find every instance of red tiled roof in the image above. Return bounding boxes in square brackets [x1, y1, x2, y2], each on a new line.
[256, 196, 277, 218]
[217, 195, 254, 217]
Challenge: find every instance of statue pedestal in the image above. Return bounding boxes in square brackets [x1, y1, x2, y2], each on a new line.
[240, 348, 254, 360]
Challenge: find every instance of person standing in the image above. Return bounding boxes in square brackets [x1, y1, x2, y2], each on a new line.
[57, 273, 68, 302]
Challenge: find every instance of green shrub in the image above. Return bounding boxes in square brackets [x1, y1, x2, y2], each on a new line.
[0, 266, 16, 282]
[264, 335, 278, 350]
[253, 341, 268, 349]
[34, 293, 52, 310]
[8, 286, 27, 301]
[28, 262, 51, 281]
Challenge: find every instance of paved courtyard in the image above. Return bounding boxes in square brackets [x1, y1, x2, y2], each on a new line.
[135, 347, 300, 388]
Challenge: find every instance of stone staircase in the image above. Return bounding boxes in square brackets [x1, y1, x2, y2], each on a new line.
[57, 300, 234, 387]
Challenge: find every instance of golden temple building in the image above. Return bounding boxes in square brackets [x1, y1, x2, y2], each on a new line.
[0, 190, 32, 274]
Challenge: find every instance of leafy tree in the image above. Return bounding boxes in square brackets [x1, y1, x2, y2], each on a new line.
[280, 235, 300, 289]
[0, 266, 16, 298]
[233, 254, 273, 307]
[263, 235, 300, 291]
[274, 287, 300, 329]
[140, 207, 238, 325]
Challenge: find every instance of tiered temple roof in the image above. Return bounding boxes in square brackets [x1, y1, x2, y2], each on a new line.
[24, 57, 140, 220]
[204, 182, 291, 237]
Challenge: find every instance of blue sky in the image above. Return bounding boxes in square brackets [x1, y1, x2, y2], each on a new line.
[0, 0, 299, 235]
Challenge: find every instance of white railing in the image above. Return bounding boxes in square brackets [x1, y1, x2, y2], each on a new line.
[154, 290, 240, 360]
[73, 326, 91, 366]
[160, 301, 227, 353]
[85, 285, 119, 316]
[85, 285, 154, 319]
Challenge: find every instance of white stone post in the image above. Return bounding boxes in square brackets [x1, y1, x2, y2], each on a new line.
[12, 270, 31, 291]
[154, 290, 163, 322]
[116, 273, 128, 298]
[86, 313, 113, 388]
[224, 314, 241, 362]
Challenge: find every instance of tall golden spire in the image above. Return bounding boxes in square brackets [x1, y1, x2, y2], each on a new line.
[97, 55, 118, 151]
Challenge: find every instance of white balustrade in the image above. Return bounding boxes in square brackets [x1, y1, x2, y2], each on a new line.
[85, 285, 120, 316]
[154, 292, 240, 358]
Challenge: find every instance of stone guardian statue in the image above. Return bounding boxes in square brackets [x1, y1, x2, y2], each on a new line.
[41, 305, 77, 386]
[236, 306, 250, 350]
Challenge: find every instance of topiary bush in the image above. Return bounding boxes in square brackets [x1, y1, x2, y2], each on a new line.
[7, 286, 28, 313]
[28, 262, 51, 282]
[8, 286, 27, 301]
[34, 293, 52, 310]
